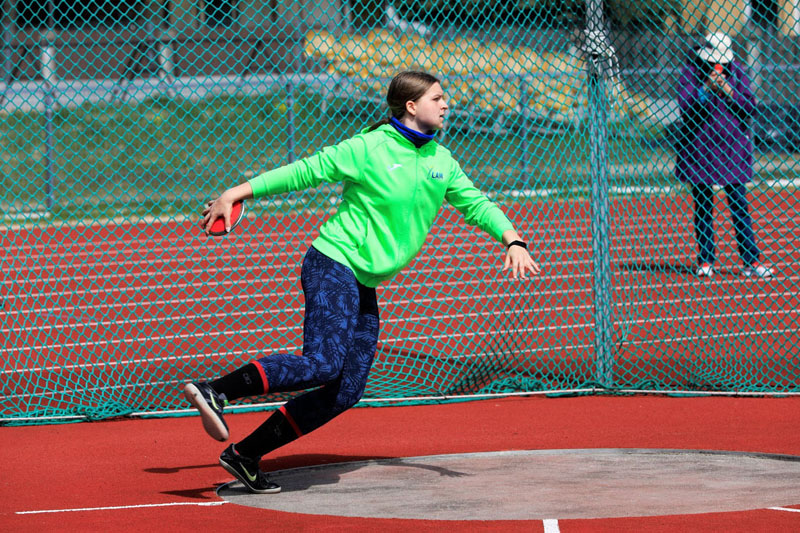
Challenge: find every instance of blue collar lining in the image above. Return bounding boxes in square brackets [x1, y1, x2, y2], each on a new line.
[389, 117, 435, 148]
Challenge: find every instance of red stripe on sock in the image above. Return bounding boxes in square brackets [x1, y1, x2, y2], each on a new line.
[279, 406, 303, 437]
[253, 362, 269, 393]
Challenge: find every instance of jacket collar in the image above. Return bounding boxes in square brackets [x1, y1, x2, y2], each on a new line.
[389, 117, 435, 148]
[373, 124, 438, 153]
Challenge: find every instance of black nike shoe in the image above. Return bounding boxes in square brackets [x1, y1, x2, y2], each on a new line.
[183, 381, 229, 441]
[219, 444, 281, 494]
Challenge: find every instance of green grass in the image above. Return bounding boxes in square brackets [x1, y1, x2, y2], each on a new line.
[1, 91, 796, 224]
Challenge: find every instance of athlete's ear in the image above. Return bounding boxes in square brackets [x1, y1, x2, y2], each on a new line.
[405, 99, 417, 117]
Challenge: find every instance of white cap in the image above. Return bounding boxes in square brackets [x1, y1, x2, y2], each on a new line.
[697, 32, 734, 64]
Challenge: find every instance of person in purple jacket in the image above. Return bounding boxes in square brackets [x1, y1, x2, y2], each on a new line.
[675, 32, 772, 278]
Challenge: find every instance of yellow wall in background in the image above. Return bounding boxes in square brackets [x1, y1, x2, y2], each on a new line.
[681, 0, 747, 35]
[681, 0, 800, 36]
[778, 0, 800, 36]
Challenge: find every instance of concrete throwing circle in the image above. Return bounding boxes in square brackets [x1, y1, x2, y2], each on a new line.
[217, 448, 800, 520]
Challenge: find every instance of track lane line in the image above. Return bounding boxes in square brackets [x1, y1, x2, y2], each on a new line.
[15, 501, 228, 515]
[543, 518, 560, 533]
[7, 230, 795, 285]
[8, 206, 793, 256]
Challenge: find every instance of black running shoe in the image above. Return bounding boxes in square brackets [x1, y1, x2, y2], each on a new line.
[219, 444, 281, 494]
[183, 381, 229, 441]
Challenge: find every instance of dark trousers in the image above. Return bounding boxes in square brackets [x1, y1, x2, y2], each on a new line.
[691, 183, 760, 266]
[256, 246, 380, 436]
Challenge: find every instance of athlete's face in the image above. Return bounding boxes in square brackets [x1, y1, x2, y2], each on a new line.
[407, 82, 448, 132]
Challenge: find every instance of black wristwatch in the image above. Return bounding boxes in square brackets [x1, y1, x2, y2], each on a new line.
[507, 240, 527, 250]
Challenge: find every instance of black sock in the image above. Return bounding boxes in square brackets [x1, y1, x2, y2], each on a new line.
[209, 363, 264, 401]
[236, 409, 299, 459]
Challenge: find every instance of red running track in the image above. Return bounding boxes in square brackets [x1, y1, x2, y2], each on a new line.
[1, 395, 800, 531]
[2, 191, 799, 417]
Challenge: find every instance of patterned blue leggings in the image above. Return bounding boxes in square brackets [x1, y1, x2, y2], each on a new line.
[255, 246, 380, 435]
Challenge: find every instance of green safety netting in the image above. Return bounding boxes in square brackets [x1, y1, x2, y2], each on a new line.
[2, 0, 798, 425]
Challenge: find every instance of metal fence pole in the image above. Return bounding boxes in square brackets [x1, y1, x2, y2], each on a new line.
[585, 0, 614, 387]
[2, 12, 11, 105]
[519, 74, 530, 184]
[42, 1, 57, 212]
[286, 77, 296, 163]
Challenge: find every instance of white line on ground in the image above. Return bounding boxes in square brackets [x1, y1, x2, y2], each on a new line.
[16, 501, 228, 515]
[543, 518, 561, 533]
[769, 506, 800, 513]
[7, 209, 796, 263]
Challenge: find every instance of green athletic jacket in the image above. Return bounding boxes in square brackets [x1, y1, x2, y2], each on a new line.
[248, 124, 514, 287]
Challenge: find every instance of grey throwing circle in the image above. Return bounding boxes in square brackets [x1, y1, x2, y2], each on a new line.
[217, 448, 800, 520]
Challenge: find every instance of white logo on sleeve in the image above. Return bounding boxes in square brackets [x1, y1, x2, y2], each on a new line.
[387, 163, 402, 172]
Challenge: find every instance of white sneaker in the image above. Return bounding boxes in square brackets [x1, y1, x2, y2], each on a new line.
[696, 263, 715, 277]
[743, 263, 773, 278]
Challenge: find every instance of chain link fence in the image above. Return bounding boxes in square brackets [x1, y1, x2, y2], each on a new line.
[2, 0, 798, 424]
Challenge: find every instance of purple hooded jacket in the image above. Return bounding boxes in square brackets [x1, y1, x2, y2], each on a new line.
[675, 59, 756, 185]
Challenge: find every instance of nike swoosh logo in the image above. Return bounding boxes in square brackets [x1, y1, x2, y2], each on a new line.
[387, 163, 402, 172]
[241, 464, 258, 482]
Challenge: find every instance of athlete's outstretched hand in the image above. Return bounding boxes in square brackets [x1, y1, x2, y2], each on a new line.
[200, 182, 254, 235]
[201, 195, 234, 235]
[503, 245, 540, 280]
